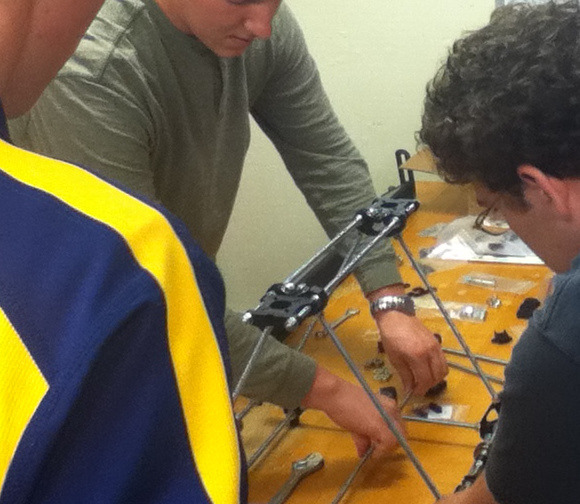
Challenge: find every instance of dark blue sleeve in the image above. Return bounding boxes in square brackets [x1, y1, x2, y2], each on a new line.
[25, 296, 217, 504]
[485, 327, 580, 504]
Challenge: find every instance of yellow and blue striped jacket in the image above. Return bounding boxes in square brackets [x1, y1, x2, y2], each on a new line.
[0, 103, 244, 503]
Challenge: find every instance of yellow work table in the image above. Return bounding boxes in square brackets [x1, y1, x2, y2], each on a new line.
[236, 181, 552, 504]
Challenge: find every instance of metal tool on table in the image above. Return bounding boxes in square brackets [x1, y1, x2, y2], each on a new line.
[267, 452, 324, 504]
[314, 308, 360, 337]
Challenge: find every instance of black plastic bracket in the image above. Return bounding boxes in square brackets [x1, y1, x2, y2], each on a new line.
[356, 197, 420, 237]
[243, 282, 328, 337]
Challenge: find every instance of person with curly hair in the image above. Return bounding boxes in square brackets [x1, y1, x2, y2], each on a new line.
[420, 1, 580, 503]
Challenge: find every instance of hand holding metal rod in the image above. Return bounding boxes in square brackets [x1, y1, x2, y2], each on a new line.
[235, 193, 507, 500]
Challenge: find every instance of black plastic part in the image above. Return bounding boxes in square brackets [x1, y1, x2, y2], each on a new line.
[425, 380, 447, 397]
[245, 283, 328, 338]
[479, 400, 501, 440]
[516, 297, 541, 319]
[491, 330, 513, 345]
[282, 407, 304, 428]
[412, 405, 429, 418]
[379, 386, 398, 402]
[355, 197, 420, 237]
[428, 402, 443, 414]
[408, 286, 434, 297]
[455, 400, 501, 493]
[455, 441, 491, 492]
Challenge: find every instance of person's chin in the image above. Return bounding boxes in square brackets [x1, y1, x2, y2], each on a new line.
[216, 36, 252, 57]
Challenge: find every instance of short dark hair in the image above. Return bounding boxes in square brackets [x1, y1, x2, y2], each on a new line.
[419, 1, 580, 196]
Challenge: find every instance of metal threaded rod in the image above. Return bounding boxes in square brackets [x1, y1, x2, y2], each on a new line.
[233, 326, 273, 401]
[402, 416, 479, 430]
[324, 217, 402, 295]
[284, 217, 362, 285]
[443, 347, 508, 366]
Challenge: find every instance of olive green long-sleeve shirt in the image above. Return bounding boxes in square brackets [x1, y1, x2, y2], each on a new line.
[10, 0, 401, 408]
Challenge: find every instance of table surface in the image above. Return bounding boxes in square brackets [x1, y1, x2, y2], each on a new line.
[235, 181, 552, 504]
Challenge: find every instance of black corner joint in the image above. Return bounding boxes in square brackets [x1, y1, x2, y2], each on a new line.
[355, 197, 420, 237]
[242, 282, 328, 338]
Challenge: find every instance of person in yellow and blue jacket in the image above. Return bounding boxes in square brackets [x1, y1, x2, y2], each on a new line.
[0, 1, 245, 502]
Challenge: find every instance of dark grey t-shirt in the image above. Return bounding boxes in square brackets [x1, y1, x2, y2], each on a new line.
[486, 256, 580, 503]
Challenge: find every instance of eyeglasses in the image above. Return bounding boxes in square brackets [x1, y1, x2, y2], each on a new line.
[473, 203, 509, 236]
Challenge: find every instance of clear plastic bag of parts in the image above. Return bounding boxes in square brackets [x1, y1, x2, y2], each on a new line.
[406, 401, 471, 422]
[423, 216, 542, 265]
[414, 297, 487, 322]
[460, 272, 535, 294]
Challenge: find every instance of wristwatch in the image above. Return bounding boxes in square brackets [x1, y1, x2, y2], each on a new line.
[370, 295, 415, 316]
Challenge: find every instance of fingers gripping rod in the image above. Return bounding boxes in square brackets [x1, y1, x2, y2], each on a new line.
[321, 315, 441, 499]
[396, 236, 499, 402]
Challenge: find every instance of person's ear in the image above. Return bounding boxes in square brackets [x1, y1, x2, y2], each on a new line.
[517, 164, 572, 217]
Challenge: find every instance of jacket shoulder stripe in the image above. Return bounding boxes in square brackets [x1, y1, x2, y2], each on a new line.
[0, 140, 240, 504]
[0, 307, 49, 496]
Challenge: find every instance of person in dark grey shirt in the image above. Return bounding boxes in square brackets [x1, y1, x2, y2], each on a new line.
[420, 1, 580, 502]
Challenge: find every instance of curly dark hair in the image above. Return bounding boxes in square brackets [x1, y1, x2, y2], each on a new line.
[419, 1, 580, 196]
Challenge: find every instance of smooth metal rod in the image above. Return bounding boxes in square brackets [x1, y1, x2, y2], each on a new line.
[295, 318, 318, 353]
[233, 326, 273, 401]
[330, 446, 374, 504]
[443, 347, 508, 366]
[447, 361, 504, 385]
[321, 316, 441, 499]
[236, 319, 316, 424]
[397, 236, 499, 401]
[284, 217, 362, 285]
[402, 415, 479, 430]
[235, 398, 261, 422]
[324, 218, 401, 295]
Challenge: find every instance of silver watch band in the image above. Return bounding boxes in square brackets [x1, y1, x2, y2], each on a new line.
[370, 295, 415, 316]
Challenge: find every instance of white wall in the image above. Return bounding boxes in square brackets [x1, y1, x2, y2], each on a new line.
[217, 1, 495, 311]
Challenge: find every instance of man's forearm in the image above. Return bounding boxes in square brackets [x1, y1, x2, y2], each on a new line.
[300, 364, 402, 457]
[300, 365, 341, 410]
